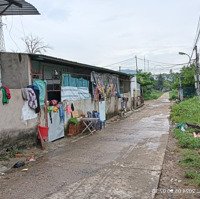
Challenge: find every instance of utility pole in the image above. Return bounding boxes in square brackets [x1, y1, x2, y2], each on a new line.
[148, 60, 150, 72]
[135, 55, 138, 73]
[194, 45, 200, 95]
[144, 56, 146, 72]
[119, 66, 121, 72]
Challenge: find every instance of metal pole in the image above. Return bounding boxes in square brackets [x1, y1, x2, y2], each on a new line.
[144, 56, 145, 72]
[135, 55, 138, 72]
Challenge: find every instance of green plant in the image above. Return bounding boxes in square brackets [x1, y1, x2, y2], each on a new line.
[171, 97, 200, 186]
[68, 117, 79, 125]
[185, 171, 200, 186]
[169, 89, 178, 100]
[180, 150, 200, 168]
[171, 97, 200, 124]
[174, 129, 200, 149]
[143, 90, 163, 100]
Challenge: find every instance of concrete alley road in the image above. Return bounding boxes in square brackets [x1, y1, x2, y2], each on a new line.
[0, 93, 170, 199]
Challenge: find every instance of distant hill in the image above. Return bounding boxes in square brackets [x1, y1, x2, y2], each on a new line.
[121, 69, 137, 75]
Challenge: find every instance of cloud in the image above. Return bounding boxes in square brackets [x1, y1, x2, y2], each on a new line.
[3, 0, 200, 73]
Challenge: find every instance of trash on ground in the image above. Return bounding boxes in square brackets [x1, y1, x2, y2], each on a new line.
[15, 153, 23, 158]
[13, 161, 25, 168]
[176, 123, 188, 132]
[21, 168, 28, 172]
[193, 132, 200, 138]
[186, 123, 200, 130]
[27, 155, 36, 162]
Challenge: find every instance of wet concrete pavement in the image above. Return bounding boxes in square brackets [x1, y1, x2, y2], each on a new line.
[0, 93, 170, 199]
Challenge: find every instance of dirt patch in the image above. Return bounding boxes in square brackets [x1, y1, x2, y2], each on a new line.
[155, 128, 200, 199]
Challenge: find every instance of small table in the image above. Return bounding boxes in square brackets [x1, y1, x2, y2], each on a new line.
[80, 118, 99, 135]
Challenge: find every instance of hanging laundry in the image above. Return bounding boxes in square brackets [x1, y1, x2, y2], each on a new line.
[71, 103, 75, 111]
[47, 106, 53, 124]
[2, 85, 11, 99]
[53, 106, 59, 112]
[22, 87, 38, 110]
[21, 88, 28, 100]
[27, 85, 40, 113]
[27, 88, 38, 109]
[1, 87, 9, 105]
[33, 80, 46, 106]
[50, 100, 58, 106]
[66, 105, 72, 115]
[59, 104, 65, 123]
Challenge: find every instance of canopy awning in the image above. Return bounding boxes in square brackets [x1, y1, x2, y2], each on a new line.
[0, 0, 40, 15]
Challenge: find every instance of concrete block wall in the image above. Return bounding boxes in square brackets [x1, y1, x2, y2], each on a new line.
[0, 89, 38, 152]
[0, 53, 31, 89]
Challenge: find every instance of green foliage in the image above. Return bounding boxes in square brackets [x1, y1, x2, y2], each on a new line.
[169, 89, 178, 100]
[185, 171, 200, 186]
[171, 72, 180, 90]
[181, 65, 195, 87]
[143, 90, 163, 100]
[155, 74, 164, 91]
[181, 150, 200, 169]
[68, 117, 79, 125]
[171, 97, 200, 186]
[171, 64, 195, 90]
[137, 72, 155, 87]
[174, 129, 200, 149]
[182, 150, 200, 186]
[136, 72, 162, 100]
[171, 97, 200, 124]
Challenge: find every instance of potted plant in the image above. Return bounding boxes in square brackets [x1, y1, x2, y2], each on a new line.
[67, 118, 79, 136]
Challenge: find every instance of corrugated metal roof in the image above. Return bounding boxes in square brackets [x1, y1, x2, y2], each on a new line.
[29, 54, 131, 77]
[0, 0, 40, 15]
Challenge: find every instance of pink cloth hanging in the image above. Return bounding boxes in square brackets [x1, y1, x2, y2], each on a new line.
[66, 105, 72, 115]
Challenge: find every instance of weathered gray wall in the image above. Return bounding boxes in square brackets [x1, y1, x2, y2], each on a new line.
[0, 89, 38, 152]
[0, 53, 31, 89]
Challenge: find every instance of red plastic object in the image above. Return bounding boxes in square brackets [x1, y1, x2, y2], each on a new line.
[38, 125, 48, 141]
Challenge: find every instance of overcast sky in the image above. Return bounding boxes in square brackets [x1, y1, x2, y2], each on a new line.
[3, 0, 200, 73]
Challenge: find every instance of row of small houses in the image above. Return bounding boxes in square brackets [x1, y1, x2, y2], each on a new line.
[0, 52, 142, 152]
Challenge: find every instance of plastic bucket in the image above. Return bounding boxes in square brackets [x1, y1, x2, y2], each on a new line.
[38, 125, 49, 141]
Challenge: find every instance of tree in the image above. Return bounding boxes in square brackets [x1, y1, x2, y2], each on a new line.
[180, 64, 195, 87]
[137, 72, 155, 97]
[137, 72, 155, 87]
[155, 74, 164, 91]
[22, 35, 51, 54]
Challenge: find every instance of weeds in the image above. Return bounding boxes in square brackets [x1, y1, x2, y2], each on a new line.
[174, 129, 200, 149]
[171, 97, 200, 124]
[185, 171, 200, 186]
[171, 97, 200, 186]
[180, 150, 200, 169]
[144, 90, 163, 100]
[169, 89, 178, 100]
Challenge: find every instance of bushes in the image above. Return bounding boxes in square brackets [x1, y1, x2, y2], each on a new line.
[169, 89, 178, 100]
[143, 90, 163, 100]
